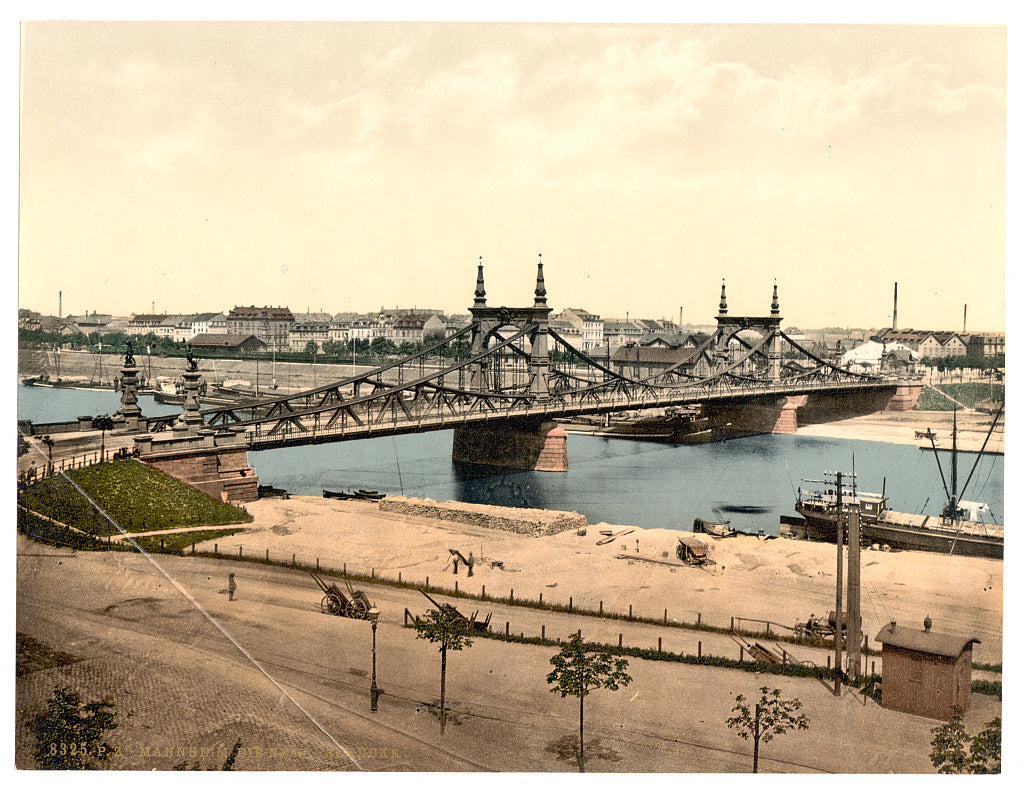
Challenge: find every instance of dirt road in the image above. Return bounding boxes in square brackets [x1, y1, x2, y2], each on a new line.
[16, 536, 1000, 772]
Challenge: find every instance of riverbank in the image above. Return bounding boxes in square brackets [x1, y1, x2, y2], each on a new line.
[193, 495, 1003, 667]
[791, 409, 1004, 454]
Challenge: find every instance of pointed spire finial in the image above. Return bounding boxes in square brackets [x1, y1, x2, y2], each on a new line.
[474, 256, 487, 307]
[771, 280, 780, 316]
[534, 253, 548, 307]
[718, 279, 728, 316]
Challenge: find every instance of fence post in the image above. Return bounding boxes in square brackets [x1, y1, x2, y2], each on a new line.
[316, 557, 319, 570]
[505, 621, 509, 637]
[658, 637, 662, 652]
[541, 625, 545, 640]
[239, 545, 243, 559]
[618, 633, 622, 648]
[629, 604, 632, 618]
[426, 575, 429, 589]
[455, 580, 458, 594]
[731, 617, 734, 631]
[698, 641, 702, 659]
[398, 572, 402, 583]
[664, 608, 668, 623]
[191, 543, 195, 554]
[697, 612, 701, 626]
[740, 648, 744, 662]
[539, 593, 543, 605]
[568, 596, 572, 612]
[599, 600, 603, 615]
[482, 584, 485, 597]
[293, 553, 296, 565]
[214, 543, 218, 554]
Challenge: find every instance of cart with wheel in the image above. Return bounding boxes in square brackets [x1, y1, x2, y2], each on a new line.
[308, 570, 372, 620]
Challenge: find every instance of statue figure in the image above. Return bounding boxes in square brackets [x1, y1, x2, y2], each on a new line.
[124, 340, 136, 366]
[186, 346, 198, 372]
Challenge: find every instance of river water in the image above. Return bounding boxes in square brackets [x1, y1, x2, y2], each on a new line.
[18, 385, 1004, 534]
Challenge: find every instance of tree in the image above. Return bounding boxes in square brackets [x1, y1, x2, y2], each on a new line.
[414, 606, 474, 735]
[930, 713, 1000, 774]
[726, 686, 809, 773]
[304, 340, 319, 356]
[92, 414, 115, 462]
[39, 434, 54, 476]
[546, 633, 632, 772]
[26, 687, 118, 770]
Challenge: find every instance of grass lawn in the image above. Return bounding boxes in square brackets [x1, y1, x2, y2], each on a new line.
[17, 459, 252, 535]
[916, 383, 1004, 411]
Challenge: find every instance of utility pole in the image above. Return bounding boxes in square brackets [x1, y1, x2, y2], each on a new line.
[833, 471, 844, 696]
[847, 509, 862, 680]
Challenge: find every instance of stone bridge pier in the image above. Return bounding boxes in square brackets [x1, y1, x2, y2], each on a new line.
[452, 420, 568, 472]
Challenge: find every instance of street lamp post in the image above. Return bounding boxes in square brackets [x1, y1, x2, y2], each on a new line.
[368, 605, 381, 712]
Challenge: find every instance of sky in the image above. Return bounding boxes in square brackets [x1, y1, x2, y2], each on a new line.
[17, 19, 1008, 331]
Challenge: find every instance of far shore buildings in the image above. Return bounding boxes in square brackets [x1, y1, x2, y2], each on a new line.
[18, 302, 1006, 371]
[873, 328, 1004, 360]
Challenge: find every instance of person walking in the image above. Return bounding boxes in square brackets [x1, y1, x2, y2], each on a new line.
[228, 572, 236, 601]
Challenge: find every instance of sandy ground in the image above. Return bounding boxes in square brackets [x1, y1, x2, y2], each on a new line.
[16, 533, 1003, 774]
[195, 495, 1003, 667]
[793, 409, 1004, 453]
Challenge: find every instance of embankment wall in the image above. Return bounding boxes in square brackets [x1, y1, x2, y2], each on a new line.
[377, 495, 586, 536]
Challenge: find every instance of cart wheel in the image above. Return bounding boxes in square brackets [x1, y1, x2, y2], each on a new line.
[346, 600, 369, 620]
[322, 594, 342, 615]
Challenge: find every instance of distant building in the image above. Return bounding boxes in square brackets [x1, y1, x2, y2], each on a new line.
[601, 319, 646, 351]
[555, 308, 604, 350]
[965, 332, 1005, 359]
[393, 313, 446, 345]
[126, 314, 167, 336]
[611, 343, 699, 379]
[225, 306, 294, 352]
[874, 618, 979, 721]
[189, 312, 224, 339]
[189, 333, 266, 353]
[288, 319, 331, 352]
[874, 329, 967, 359]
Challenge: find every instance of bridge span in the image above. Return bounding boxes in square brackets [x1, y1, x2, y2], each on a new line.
[83, 259, 923, 499]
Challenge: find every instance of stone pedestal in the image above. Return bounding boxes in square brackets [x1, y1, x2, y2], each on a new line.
[452, 419, 568, 471]
[135, 429, 259, 503]
[115, 358, 143, 432]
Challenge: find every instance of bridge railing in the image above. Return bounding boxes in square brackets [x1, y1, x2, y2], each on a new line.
[241, 376, 914, 448]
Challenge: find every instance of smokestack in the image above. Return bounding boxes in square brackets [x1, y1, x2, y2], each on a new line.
[892, 282, 898, 331]
[59, 291, 62, 319]
[963, 304, 967, 334]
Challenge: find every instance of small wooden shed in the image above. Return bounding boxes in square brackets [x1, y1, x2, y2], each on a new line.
[874, 618, 979, 721]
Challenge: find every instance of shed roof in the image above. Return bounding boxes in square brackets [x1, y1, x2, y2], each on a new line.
[874, 623, 979, 658]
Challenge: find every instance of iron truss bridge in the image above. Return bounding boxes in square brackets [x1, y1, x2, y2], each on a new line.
[147, 320, 913, 451]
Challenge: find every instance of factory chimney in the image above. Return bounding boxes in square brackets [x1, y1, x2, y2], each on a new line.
[892, 282, 898, 331]
[963, 304, 967, 334]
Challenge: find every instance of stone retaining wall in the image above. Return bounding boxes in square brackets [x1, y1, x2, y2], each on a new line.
[377, 495, 587, 537]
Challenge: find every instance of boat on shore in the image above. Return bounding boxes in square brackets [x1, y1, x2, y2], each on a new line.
[794, 405, 1003, 559]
